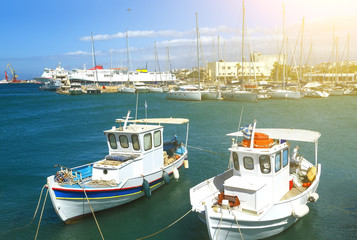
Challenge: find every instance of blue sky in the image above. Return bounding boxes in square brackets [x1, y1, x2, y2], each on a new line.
[1, 0, 356, 79]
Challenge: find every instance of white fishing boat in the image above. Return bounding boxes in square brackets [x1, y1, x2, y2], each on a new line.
[166, 85, 202, 101]
[47, 112, 190, 223]
[190, 120, 321, 240]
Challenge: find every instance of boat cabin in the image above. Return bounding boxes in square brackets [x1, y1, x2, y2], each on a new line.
[225, 137, 290, 213]
[92, 123, 164, 184]
[224, 127, 320, 214]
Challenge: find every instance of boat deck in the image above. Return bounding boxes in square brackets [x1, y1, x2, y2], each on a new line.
[280, 186, 306, 201]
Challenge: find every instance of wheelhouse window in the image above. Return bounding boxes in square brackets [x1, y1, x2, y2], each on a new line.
[131, 134, 140, 150]
[108, 133, 117, 149]
[232, 152, 239, 170]
[283, 149, 289, 167]
[275, 152, 281, 172]
[154, 130, 161, 147]
[259, 155, 271, 174]
[144, 133, 152, 151]
[244, 157, 254, 170]
[119, 135, 129, 148]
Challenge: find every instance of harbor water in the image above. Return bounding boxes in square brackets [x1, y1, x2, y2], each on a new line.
[0, 84, 356, 239]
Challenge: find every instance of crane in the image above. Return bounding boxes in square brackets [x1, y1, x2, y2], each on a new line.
[6, 63, 20, 82]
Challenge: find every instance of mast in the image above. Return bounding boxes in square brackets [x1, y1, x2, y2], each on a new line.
[298, 17, 305, 89]
[196, 12, 200, 90]
[91, 32, 99, 87]
[126, 30, 130, 83]
[347, 33, 350, 83]
[217, 35, 220, 83]
[241, 0, 245, 89]
[282, 4, 286, 90]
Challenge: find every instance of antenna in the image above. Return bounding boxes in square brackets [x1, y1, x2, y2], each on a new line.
[123, 110, 132, 130]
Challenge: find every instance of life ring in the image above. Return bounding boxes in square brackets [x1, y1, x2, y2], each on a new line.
[175, 154, 181, 160]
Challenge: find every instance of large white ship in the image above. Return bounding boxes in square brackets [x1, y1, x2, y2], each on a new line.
[69, 66, 176, 85]
[35, 65, 177, 85]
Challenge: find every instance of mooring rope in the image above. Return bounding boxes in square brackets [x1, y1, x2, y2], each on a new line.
[78, 183, 105, 240]
[0, 184, 47, 238]
[215, 211, 224, 240]
[187, 145, 229, 157]
[34, 187, 48, 240]
[229, 207, 244, 240]
[136, 209, 192, 240]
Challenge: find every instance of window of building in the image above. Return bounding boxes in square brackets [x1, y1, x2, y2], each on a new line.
[275, 152, 281, 172]
[108, 133, 117, 149]
[244, 157, 254, 170]
[233, 152, 239, 170]
[228, 66, 231, 70]
[259, 155, 271, 174]
[144, 133, 152, 151]
[131, 134, 140, 150]
[283, 149, 289, 167]
[119, 135, 129, 148]
[154, 130, 161, 147]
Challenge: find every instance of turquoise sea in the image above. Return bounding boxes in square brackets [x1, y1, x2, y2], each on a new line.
[0, 84, 356, 240]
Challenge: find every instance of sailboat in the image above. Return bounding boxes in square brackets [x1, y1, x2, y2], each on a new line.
[86, 32, 102, 94]
[166, 13, 202, 101]
[269, 4, 302, 100]
[222, 1, 258, 102]
[119, 30, 136, 93]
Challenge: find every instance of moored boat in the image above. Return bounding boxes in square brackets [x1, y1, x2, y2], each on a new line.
[166, 85, 202, 101]
[190, 120, 321, 240]
[47, 112, 190, 223]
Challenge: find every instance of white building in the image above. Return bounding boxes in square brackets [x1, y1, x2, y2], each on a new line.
[206, 53, 283, 83]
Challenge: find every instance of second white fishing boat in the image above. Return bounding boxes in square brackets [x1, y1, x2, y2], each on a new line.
[190, 120, 321, 239]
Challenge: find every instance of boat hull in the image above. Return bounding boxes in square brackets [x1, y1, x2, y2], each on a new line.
[269, 90, 302, 99]
[201, 91, 221, 100]
[166, 91, 202, 101]
[47, 153, 186, 223]
[222, 91, 258, 102]
[191, 164, 321, 240]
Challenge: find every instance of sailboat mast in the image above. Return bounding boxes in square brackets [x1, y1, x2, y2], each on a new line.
[347, 33, 350, 83]
[126, 30, 130, 82]
[282, 4, 286, 90]
[241, 0, 245, 89]
[298, 17, 305, 89]
[196, 12, 200, 90]
[91, 32, 99, 86]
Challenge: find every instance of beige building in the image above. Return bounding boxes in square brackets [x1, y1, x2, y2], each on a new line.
[206, 53, 283, 83]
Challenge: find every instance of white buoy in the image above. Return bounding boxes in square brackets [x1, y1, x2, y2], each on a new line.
[173, 167, 179, 180]
[184, 160, 189, 169]
[292, 204, 309, 218]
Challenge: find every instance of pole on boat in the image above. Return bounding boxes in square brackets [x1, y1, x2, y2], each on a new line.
[185, 121, 190, 148]
[250, 119, 257, 149]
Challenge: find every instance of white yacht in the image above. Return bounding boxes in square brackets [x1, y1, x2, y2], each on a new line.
[166, 85, 202, 101]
